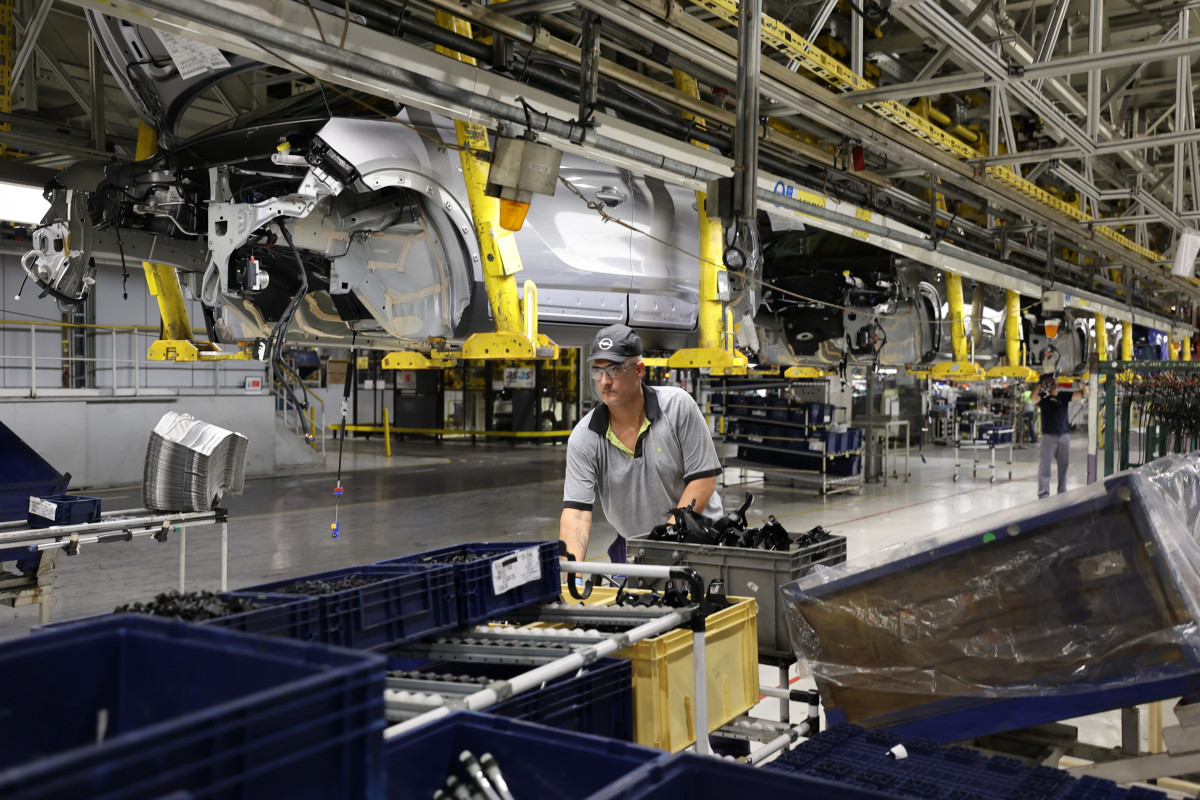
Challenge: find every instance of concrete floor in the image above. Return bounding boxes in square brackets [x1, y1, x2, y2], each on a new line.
[3, 432, 1154, 756]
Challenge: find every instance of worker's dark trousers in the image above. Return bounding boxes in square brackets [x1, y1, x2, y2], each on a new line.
[1037, 433, 1070, 498]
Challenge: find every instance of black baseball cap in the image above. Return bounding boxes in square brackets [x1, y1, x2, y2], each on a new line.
[1039, 372, 1057, 387]
[588, 324, 643, 362]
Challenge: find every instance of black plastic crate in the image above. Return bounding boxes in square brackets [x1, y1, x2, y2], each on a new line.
[377, 542, 560, 624]
[26, 494, 101, 528]
[0, 614, 386, 800]
[384, 711, 660, 800]
[238, 564, 458, 650]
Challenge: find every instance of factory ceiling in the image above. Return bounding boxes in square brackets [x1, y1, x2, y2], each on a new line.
[11, 0, 1200, 329]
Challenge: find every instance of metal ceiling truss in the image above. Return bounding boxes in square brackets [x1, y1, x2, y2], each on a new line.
[36, 0, 1200, 333]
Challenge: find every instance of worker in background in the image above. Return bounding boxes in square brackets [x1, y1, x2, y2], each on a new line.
[1020, 383, 1038, 444]
[1036, 372, 1088, 498]
[560, 324, 724, 563]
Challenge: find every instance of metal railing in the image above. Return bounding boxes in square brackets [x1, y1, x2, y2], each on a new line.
[272, 371, 327, 457]
[0, 320, 264, 398]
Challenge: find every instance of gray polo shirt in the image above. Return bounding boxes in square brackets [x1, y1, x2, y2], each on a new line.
[563, 383, 724, 539]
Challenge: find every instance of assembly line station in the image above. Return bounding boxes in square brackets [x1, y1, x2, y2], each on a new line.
[5, 0, 1200, 797]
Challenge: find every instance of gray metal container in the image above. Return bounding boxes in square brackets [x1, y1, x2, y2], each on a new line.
[627, 535, 847, 660]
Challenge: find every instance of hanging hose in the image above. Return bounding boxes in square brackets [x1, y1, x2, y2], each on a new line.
[330, 333, 358, 539]
[271, 220, 312, 440]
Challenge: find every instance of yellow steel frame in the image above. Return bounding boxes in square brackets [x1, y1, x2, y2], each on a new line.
[687, 0, 1162, 265]
[137, 124, 250, 362]
[986, 289, 1038, 380]
[1121, 320, 1134, 361]
[783, 366, 833, 378]
[427, 12, 557, 364]
[1094, 313, 1108, 361]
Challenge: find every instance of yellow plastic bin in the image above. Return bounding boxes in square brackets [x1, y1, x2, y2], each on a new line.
[555, 586, 758, 752]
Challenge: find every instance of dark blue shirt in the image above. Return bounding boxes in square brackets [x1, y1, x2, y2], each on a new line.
[1037, 391, 1077, 436]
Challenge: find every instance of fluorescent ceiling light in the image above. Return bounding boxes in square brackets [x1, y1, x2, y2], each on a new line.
[0, 181, 49, 224]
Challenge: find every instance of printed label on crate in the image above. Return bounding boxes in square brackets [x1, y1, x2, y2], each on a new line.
[491, 548, 542, 594]
[27, 496, 56, 521]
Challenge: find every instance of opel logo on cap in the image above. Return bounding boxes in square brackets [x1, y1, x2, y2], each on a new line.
[599, 337, 613, 350]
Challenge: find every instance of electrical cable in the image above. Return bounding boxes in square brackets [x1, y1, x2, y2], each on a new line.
[331, 331, 358, 539]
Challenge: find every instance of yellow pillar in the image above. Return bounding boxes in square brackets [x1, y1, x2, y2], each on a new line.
[1186, 336, 1193, 362]
[1121, 320, 1133, 361]
[674, 69, 725, 350]
[1004, 289, 1020, 367]
[435, 12, 522, 335]
[1169, 339, 1180, 361]
[1094, 314, 1107, 362]
[383, 407, 392, 457]
[137, 123, 194, 345]
[945, 272, 968, 362]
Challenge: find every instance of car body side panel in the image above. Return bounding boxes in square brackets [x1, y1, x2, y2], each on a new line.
[628, 174, 700, 330]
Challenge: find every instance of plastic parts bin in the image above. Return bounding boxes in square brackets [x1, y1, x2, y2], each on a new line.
[376, 541, 559, 624]
[588, 752, 897, 800]
[553, 587, 757, 752]
[0, 419, 68, 523]
[767, 724, 1165, 800]
[37, 592, 324, 644]
[208, 591, 324, 641]
[628, 534, 847, 660]
[26, 493, 101, 528]
[238, 564, 458, 650]
[0, 614, 386, 800]
[384, 710, 661, 800]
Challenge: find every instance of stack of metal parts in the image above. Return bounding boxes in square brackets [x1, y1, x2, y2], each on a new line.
[142, 411, 248, 511]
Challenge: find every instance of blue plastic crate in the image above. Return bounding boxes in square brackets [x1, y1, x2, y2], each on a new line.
[238, 564, 458, 650]
[784, 471, 1200, 741]
[768, 724, 1164, 800]
[848, 427, 863, 451]
[209, 591, 324, 642]
[828, 454, 861, 477]
[0, 614, 385, 800]
[26, 493, 102, 528]
[385, 710, 660, 800]
[0, 420, 69, 523]
[490, 658, 632, 740]
[590, 752, 898, 800]
[36, 593, 324, 644]
[377, 542, 559, 624]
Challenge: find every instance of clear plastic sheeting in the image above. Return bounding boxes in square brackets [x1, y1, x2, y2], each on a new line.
[142, 411, 249, 511]
[781, 453, 1200, 734]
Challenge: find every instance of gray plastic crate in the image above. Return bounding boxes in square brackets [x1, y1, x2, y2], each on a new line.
[627, 535, 847, 660]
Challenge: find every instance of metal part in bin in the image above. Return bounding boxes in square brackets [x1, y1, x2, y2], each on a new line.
[384, 710, 662, 800]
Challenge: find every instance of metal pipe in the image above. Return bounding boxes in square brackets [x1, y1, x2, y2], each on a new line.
[746, 723, 809, 765]
[12, 0, 53, 94]
[382, 609, 686, 739]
